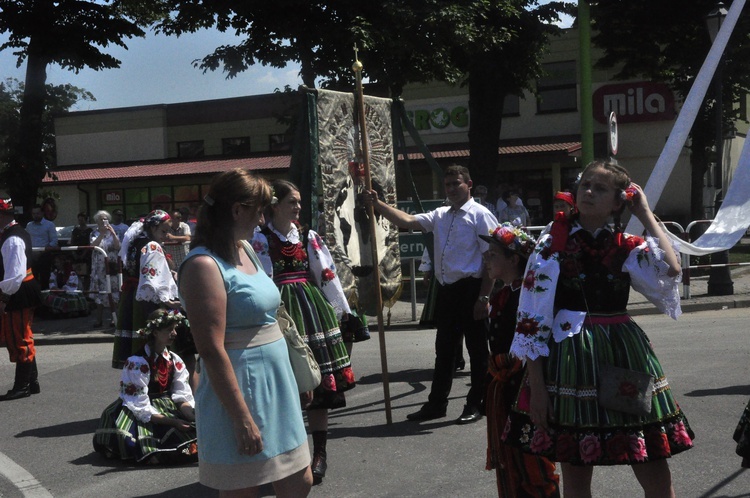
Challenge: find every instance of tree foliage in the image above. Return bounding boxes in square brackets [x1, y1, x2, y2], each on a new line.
[457, 1, 571, 186]
[0, 0, 163, 219]
[0, 78, 95, 174]
[590, 0, 750, 219]
[158, 0, 570, 187]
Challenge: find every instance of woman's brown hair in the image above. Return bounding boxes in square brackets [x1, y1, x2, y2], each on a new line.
[191, 169, 272, 264]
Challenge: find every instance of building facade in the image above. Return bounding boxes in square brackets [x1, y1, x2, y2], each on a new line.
[48, 28, 747, 228]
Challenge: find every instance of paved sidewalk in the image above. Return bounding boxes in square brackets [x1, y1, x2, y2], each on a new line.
[33, 266, 750, 345]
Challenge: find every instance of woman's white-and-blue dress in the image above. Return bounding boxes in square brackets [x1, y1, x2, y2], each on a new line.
[180, 242, 309, 490]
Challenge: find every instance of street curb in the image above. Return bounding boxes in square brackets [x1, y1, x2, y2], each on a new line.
[33, 297, 750, 345]
[35, 333, 114, 346]
[628, 296, 750, 316]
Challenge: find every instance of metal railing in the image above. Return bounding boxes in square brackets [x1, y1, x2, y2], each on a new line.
[399, 220, 747, 315]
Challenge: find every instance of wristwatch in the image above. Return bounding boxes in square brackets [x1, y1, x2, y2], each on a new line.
[477, 295, 490, 304]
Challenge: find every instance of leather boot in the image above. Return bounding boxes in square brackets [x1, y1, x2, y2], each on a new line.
[29, 358, 40, 394]
[0, 362, 32, 401]
[311, 430, 328, 485]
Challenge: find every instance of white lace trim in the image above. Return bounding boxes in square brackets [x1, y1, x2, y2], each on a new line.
[549, 385, 598, 399]
[509, 334, 550, 362]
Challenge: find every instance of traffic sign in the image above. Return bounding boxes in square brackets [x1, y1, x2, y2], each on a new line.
[608, 111, 618, 156]
[397, 199, 445, 215]
[398, 232, 429, 259]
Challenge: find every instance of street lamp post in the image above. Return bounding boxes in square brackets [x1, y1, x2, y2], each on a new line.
[706, 1, 734, 296]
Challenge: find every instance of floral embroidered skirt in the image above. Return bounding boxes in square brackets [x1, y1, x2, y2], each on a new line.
[93, 396, 197, 463]
[503, 316, 695, 465]
[487, 353, 559, 497]
[278, 279, 355, 410]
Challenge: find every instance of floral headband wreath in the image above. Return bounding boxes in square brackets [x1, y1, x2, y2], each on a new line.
[479, 222, 536, 259]
[138, 310, 189, 337]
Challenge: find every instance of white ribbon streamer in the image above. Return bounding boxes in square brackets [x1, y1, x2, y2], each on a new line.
[663, 130, 750, 255]
[626, 0, 747, 252]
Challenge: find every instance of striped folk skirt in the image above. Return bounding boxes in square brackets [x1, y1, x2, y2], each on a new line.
[503, 313, 695, 466]
[277, 277, 355, 409]
[93, 396, 197, 464]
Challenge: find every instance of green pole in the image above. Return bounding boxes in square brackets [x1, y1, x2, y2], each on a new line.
[579, 0, 594, 165]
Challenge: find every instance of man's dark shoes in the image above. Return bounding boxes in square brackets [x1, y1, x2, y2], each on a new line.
[406, 403, 447, 422]
[0, 385, 31, 401]
[30, 381, 40, 394]
[455, 404, 482, 425]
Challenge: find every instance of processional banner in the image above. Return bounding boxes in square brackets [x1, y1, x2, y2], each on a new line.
[291, 88, 402, 315]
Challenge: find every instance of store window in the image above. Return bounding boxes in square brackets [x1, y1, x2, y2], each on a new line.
[222, 136, 251, 156]
[269, 133, 292, 152]
[113, 184, 208, 221]
[177, 140, 205, 158]
[537, 61, 577, 113]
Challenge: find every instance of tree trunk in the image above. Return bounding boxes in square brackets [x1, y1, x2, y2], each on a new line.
[8, 46, 49, 223]
[467, 57, 505, 190]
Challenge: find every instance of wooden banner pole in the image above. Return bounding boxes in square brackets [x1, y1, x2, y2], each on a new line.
[352, 46, 392, 424]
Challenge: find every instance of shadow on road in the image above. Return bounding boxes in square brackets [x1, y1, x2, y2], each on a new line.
[15, 418, 99, 438]
[357, 368, 470, 386]
[135, 481, 217, 497]
[684, 385, 750, 397]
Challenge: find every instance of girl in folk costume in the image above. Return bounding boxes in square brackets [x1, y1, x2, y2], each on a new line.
[94, 309, 197, 463]
[252, 179, 361, 485]
[482, 223, 559, 498]
[503, 160, 694, 497]
[552, 191, 577, 220]
[112, 210, 179, 368]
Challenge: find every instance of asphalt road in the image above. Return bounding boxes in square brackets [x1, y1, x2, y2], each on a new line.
[0, 308, 749, 497]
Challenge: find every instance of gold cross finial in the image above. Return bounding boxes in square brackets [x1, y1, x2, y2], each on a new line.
[352, 44, 363, 72]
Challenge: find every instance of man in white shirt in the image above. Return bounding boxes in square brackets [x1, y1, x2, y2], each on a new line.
[366, 165, 497, 424]
[0, 199, 42, 401]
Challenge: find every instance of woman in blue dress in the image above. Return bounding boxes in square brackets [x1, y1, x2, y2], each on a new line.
[179, 169, 312, 496]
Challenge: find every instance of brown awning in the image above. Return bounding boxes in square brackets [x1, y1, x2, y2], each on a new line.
[47, 139, 581, 184]
[397, 141, 582, 160]
[46, 155, 289, 184]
